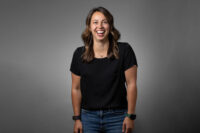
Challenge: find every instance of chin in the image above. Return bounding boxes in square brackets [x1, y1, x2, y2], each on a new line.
[96, 36, 109, 41]
[97, 38, 107, 42]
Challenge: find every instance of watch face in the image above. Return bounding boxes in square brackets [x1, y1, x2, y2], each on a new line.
[126, 114, 136, 120]
[130, 114, 136, 120]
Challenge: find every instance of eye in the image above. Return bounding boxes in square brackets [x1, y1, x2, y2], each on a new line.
[103, 21, 108, 24]
[93, 21, 98, 24]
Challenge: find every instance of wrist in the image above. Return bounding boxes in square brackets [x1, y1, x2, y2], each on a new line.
[74, 119, 81, 122]
[72, 115, 81, 121]
[125, 113, 136, 120]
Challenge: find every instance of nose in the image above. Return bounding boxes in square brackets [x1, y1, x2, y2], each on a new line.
[98, 22, 103, 28]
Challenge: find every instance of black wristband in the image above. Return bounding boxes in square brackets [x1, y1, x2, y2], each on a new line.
[125, 113, 136, 120]
[72, 115, 81, 121]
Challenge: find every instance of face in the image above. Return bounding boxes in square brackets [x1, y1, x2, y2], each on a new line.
[89, 11, 110, 42]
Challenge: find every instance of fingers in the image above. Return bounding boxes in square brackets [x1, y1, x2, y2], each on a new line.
[125, 128, 129, 133]
[74, 128, 82, 133]
[122, 122, 126, 133]
[74, 125, 82, 133]
[123, 123, 134, 133]
[80, 128, 83, 133]
[73, 129, 77, 133]
[74, 121, 83, 133]
[125, 127, 133, 133]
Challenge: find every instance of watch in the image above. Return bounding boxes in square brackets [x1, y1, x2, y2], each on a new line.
[125, 113, 136, 120]
[72, 115, 81, 121]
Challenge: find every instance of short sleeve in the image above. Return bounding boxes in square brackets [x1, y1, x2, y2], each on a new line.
[70, 48, 81, 76]
[123, 43, 138, 71]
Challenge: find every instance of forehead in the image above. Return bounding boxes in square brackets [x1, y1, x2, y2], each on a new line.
[91, 12, 107, 21]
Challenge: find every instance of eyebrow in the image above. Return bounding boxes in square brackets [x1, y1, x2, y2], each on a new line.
[92, 19, 107, 21]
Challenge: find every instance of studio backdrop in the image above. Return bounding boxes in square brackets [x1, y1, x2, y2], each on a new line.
[0, 0, 200, 133]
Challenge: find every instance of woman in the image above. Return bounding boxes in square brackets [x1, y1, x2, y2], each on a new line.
[70, 6, 138, 133]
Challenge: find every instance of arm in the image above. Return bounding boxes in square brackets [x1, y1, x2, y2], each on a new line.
[71, 73, 82, 116]
[122, 65, 137, 133]
[71, 73, 83, 133]
[122, 65, 138, 133]
[125, 65, 138, 114]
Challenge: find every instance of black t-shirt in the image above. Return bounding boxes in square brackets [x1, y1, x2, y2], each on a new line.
[70, 42, 138, 110]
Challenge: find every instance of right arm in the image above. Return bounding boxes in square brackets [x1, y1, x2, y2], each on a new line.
[71, 72, 82, 116]
[71, 72, 82, 133]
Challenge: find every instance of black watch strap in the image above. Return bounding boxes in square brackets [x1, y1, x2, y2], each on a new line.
[125, 113, 136, 120]
[72, 115, 81, 121]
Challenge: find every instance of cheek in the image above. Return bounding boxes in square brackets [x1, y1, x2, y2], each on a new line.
[105, 25, 110, 30]
[90, 25, 96, 31]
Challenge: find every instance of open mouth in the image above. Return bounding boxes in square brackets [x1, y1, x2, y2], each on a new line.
[96, 30, 105, 37]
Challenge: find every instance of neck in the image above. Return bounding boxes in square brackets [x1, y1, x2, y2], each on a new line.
[93, 39, 109, 53]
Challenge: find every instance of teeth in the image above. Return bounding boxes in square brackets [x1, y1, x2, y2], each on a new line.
[97, 31, 104, 34]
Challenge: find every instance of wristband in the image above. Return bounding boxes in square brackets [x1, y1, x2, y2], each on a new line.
[125, 113, 136, 120]
[72, 115, 81, 121]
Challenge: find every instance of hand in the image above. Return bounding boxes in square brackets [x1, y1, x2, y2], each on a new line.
[122, 117, 135, 133]
[73, 120, 82, 133]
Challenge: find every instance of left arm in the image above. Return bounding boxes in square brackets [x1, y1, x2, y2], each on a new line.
[125, 65, 138, 114]
[122, 65, 138, 133]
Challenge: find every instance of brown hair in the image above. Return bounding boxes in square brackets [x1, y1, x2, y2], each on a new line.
[81, 6, 121, 63]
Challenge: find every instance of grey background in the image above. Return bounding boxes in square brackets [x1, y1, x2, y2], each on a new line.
[0, 0, 200, 133]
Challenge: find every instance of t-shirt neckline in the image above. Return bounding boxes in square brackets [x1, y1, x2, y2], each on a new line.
[94, 57, 108, 60]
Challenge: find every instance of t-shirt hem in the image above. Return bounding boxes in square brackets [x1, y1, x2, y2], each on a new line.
[81, 105, 128, 111]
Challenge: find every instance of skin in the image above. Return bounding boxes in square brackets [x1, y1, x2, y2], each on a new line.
[71, 11, 137, 133]
[89, 11, 110, 57]
[122, 65, 138, 133]
[71, 74, 82, 133]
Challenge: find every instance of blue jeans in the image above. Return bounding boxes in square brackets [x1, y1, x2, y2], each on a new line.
[81, 108, 128, 133]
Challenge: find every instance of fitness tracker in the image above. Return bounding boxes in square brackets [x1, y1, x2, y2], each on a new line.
[72, 115, 81, 121]
[125, 113, 136, 120]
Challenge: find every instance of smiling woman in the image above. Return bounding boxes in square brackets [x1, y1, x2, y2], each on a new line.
[90, 11, 110, 42]
[81, 6, 121, 62]
[70, 6, 138, 133]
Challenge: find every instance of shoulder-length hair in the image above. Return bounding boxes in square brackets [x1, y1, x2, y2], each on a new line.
[81, 6, 121, 63]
